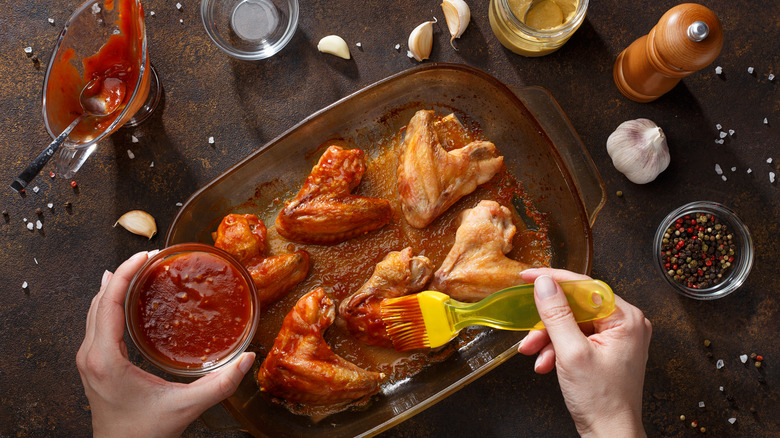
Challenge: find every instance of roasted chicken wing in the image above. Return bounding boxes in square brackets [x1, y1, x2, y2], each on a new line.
[214, 214, 310, 308]
[275, 145, 393, 245]
[398, 110, 504, 228]
[339, 248, 434, 348]
[257, 288, 385, 406]
[431, 200, 532, 302]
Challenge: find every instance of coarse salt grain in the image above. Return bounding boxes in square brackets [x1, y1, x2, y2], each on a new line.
[764, 118, 769, 124]
[740, 354, 748, 363]
[34, 258, 38, 264]
[36, 220, 42, 230]
[22, 281, 28, 289]
[24, 47, 33, 55]
[176, 2, 182, 9]
[716, 359, 724, 369]
[48, 18, 55, 25]
[770, 172, 776, 184]
[395, 44, 400, 50]
[719, 386, 724, 391]
[731, 167, 736, 172]
[747, 168, 752, 174]
[27, 222, 34, 230]
[131, 135, 139, 143]
[699, 401, 705, 408]
[721, 175, 727, 181]
[767, 158, 773, 164]
[719, 131, 727, 138]
[150, 11, 155, 16]
[127, 150, 135, 159]
[715, 123, 722, 130]
[728, 417, 737, 424]
[208, 136, 215, 144]
[176, 202, 183, 207]
[747, 67, 754, 74]
[33, 186, 40, 193]
[716, 139, 724, 144]
[715, 164, 723, 175]
[407, 50, 414, 59]
[769, 73, 775, 81]
[356, 42, 362, 47]
[23, 217, 27, 222]
[715, 66, 722, 74]
[47, 202, 53, 209]
[150, 161, 154, 168]
[728, 129, 735, 136]
[179, 19, 184, 24]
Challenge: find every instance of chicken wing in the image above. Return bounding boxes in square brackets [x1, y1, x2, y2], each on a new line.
[398, 110, 504, 228]
[431, 200, 532, 302]
[339, 248, 434, 348]
[275, 145, 393, 245]
[257, 288, 385, 406]
[214, 214, 310, 308]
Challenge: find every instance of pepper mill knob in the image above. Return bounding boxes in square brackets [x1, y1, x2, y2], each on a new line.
[613, 3, 724, 103]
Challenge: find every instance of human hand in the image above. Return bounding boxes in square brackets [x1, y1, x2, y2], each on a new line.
[517, 268, 652, 438]
[76, 251, 256, 438]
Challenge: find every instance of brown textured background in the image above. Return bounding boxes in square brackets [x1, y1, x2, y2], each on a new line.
[0, 0, 778, 436]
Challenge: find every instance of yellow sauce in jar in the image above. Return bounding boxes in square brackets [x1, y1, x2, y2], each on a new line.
[490, 0, 586, 56]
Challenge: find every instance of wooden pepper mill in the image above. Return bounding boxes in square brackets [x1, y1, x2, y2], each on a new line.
[613, 3, 724, 103]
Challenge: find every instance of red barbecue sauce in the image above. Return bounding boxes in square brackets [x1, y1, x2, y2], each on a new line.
[45, 0, 147, 142]
[135, 252, 252, 368]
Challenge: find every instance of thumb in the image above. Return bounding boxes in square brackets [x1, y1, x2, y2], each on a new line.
[181, 352, 256, 413]
[534, 275, 588, 349]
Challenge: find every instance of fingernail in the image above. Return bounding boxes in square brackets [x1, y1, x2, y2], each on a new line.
[517, 338, 525, 353]
[129, 251, 149, 261]
[101, 270, 111, 287]
[519, 268, 537, 275]
[148, 249, 161, 258]
[535, 275, 557, 300]
[238, 352, 255, 374]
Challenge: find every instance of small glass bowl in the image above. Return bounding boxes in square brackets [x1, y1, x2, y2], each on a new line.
[653, 201, 753, 300]
[200, 0, 298, 60]
[125, 243, 259, 376]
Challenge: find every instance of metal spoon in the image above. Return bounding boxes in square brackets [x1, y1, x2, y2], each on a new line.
[11, 76, 126, 193]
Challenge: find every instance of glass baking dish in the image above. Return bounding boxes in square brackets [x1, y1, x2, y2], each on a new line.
[165, 63, 605, 437]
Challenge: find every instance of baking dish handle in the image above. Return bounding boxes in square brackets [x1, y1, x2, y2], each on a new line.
[509, 86, 606, 228]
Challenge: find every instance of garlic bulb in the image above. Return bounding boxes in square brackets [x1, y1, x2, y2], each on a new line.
[408, 19, 436, 62]
[606, 118, 670, 184]
[317, 35, 351, 59]
[115, 210, 157, 239]
[441, 0, 470, 49]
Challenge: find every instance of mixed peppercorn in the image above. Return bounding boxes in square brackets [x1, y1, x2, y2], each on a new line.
[660, 212, 737, 289]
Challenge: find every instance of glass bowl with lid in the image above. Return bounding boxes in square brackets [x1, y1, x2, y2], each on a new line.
[200, 0, 298, 60]
[125, 243, 259, 376]
[653, 201, 753, 300]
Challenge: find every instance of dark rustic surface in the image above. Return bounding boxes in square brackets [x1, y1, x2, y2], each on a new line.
[1, 0, 778, 436]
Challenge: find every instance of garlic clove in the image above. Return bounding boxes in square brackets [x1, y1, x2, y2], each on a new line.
[317, 35, 351, 59]
[408, 19, 436, 62]
[606, 118, 670, 184]
[115, 210, 157, 239]
[441, 0, 470, 49]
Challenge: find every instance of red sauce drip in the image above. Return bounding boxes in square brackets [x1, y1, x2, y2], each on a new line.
[136, 252, 251, 368]
[44, 0, 145, 142]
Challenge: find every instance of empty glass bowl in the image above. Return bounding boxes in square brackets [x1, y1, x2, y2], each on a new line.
[653, 201, 753, 300]
[200, 0, 298, 60]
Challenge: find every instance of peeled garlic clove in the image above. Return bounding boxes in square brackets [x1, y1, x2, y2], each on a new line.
[317, 35, 351, 59]
[441, 0, 470, 49]
[606, 118, 670, 184]
[115, 210, 157, 239]
[408, 19, 436, 62]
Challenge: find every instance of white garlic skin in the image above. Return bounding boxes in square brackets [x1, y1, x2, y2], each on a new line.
[606, 118, 670, 184]
[408, 19, 436, 62]
[115, 210, 157, 239]
[441, 0, 470, 48]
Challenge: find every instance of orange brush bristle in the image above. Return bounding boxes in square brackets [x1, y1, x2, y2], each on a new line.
[380, 295, 431, 351]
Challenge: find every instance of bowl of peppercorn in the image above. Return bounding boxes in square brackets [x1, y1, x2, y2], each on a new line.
[654, 201, 754, 300]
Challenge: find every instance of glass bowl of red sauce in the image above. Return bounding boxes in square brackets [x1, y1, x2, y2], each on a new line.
[653, 201, 754, 300]
[125, 243, 259, 376]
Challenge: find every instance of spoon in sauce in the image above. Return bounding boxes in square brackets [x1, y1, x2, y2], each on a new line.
[11, 76, 126, 193]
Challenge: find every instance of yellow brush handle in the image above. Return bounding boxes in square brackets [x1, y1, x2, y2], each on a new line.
[446, 280, 616, 332]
